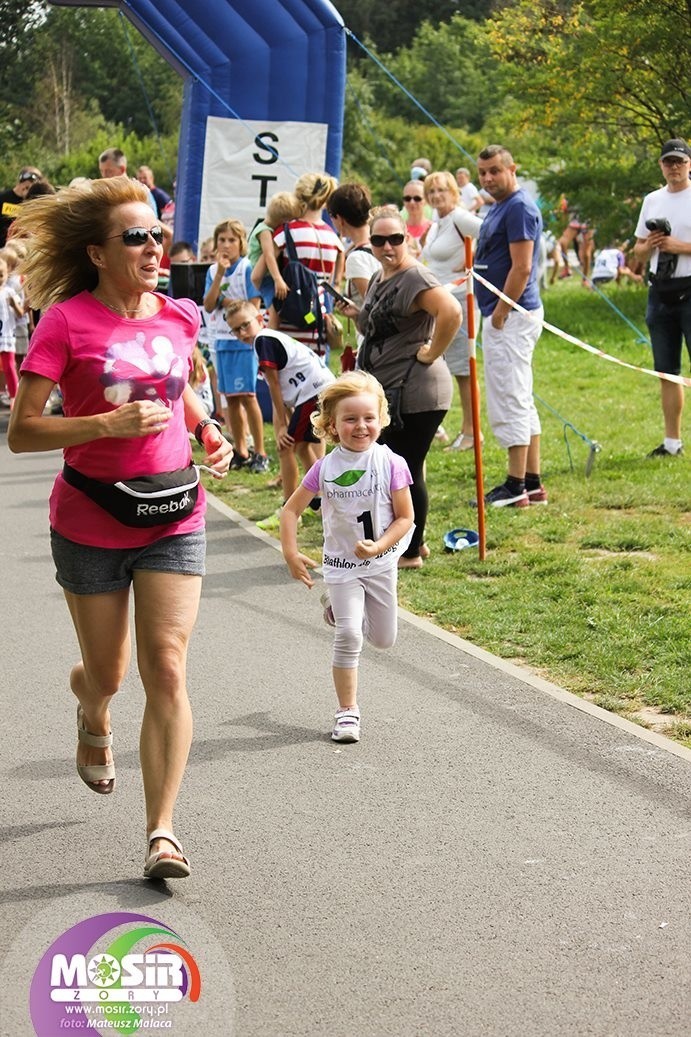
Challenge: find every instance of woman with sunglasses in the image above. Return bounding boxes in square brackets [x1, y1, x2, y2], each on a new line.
[8, 177, 232, 879]
[347, 209, 461, 569]
[421, 170, 483, 452]
[401, 180, 432, 255]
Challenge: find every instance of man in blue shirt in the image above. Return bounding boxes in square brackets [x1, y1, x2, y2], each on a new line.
[474, 145, 546, 507]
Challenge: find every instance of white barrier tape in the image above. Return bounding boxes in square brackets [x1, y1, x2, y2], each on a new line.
[470, 269, 691, 388]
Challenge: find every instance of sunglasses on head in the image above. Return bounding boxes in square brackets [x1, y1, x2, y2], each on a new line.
[403, 195, 423, 202]
[370, 232, 406, 247]
[106, 226, 164, 247]
[19, 171, 39, 183]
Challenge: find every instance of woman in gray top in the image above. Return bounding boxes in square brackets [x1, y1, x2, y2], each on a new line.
[347, 208, 461, 568]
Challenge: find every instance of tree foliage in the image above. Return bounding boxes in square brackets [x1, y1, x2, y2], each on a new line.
[488, 0, 691, 150]
[479, 0, 691, 240]
[1, 0, 689, 250]
[337, 0, 493, 53]
[0, 2, 180, 190]
[368, 15, 498, 134]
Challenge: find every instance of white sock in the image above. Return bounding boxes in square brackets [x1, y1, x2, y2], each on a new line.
[663, 438, 682, 454]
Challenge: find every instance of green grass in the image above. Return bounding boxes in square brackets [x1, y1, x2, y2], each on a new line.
[201, 279, 691, 747]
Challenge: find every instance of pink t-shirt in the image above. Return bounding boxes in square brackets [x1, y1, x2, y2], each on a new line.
[22, 291, 205, 548]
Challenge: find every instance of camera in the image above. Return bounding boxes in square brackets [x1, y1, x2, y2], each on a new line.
[645, 217, 672, 235]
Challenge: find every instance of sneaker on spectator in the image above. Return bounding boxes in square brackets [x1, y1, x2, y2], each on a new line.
[526, 484, 549, 505]
[229, 452, 252, 471]
[248, 452, 270, 473]
[478, 482, 529, 508]
[647, 443, 683, 457]
[331, 707, 360, 743]
[320, 592, 335, 627]
[256, 508, 281, 532]
[256, 507, 300, 533]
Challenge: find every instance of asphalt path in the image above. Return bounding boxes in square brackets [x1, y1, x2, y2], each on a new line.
[1, 415, 690, 1037]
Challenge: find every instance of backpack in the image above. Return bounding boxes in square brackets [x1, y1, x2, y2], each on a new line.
[274, 223, 325, 343]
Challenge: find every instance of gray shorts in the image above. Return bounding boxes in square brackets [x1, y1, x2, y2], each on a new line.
[50, 529, 206, 595]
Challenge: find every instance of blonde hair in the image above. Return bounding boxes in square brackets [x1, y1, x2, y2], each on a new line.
[224, 299, 257, 324]
[294, 172, 338, 215]
[266, 191, 301, 228]
[189, 346, 208, 390]
[423, 171, 460, 205]
[199, 237, 214, 260]
[13, 177, 149, 310]
[311, 371, 390, 444]
[0, 247, 19, 272]
[4, 238, 27, 261]
[213, 218, 248, 256]
[369, 206, 406, 233]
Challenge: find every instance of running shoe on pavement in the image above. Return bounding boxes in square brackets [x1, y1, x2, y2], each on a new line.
[331, 708, 360, 743]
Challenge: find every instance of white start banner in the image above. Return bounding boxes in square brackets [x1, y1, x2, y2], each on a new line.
[198, 116, 330, 243]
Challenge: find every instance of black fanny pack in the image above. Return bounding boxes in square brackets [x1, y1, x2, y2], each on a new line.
[62, 462, 200, 528]
[649, 273, 691, 304]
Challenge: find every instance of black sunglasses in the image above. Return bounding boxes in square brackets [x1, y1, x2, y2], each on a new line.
[370, 233, 406, 247]
[403, 195, 423, 202]
[105, 226, 164, 247]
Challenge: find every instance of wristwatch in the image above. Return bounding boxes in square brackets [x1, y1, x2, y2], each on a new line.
[194, 418, 222, 446]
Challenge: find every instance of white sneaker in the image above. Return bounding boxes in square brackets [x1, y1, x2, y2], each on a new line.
[331, 708, 360, 743]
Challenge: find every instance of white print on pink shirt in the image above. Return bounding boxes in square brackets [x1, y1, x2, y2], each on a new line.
[100, 332, 188, 408]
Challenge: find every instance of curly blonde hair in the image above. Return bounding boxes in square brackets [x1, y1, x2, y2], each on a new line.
[311, 371, 390, 444]
[12, 177, 149, 310]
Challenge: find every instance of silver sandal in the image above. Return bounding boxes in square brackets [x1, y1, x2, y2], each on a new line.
[144, 828, 191, 880]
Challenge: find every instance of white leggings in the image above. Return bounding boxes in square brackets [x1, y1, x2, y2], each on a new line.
[328, 569, 399, 669]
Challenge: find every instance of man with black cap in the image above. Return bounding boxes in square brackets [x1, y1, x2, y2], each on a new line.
[634, 138, 691, 457]
[0, 167, 42, 247]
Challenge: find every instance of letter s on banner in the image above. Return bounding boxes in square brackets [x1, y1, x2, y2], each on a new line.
[253, 132, 279, 164]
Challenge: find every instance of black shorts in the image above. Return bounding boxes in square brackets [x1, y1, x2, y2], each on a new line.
[287, 396, 320, 443]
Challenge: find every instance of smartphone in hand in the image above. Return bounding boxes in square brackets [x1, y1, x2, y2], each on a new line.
[322, 281, 353, 306]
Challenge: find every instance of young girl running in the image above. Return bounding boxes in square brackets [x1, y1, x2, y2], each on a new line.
[280, 371, 414, 743]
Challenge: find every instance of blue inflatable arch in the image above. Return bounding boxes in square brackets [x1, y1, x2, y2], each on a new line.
[49, 0, 346, 245]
